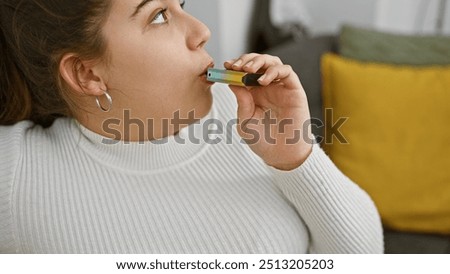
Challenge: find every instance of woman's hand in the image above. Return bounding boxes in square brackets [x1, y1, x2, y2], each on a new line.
[224, 53, 314, 171]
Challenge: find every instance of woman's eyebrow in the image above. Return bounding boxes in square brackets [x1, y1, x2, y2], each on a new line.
[130, 0, 156, 19]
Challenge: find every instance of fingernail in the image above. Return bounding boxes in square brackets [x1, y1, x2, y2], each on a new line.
[233, 60, 242, 67]
[225, 59, 235, 64]
[258, 74, 266, 82]
[244, 61, 254, 68]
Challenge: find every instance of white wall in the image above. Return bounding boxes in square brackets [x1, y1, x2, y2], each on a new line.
[297, 0, 378, 35]
[375, 0, 450, 34]
[186, 0, 450, 66]
[184, 0, 222, 64]
[218, 0, 256, 65]
[269, 0, 450, 35]
[185, 0, 255, 66]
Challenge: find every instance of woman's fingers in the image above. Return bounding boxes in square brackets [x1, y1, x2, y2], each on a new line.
[258, 64, 301, 89]
[228, 85, 255, 121]
[224, 59, 236, 70]
[242, 55, 283, 73]
[224, 54, 299, 89]
[224, 53, 282, 71]
[228, 53, 259, 68]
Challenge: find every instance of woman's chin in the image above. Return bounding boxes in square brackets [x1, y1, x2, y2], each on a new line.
[194, 89, 213, 118]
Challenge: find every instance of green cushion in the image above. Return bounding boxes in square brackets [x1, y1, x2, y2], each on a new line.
[339, 25, 450, 65]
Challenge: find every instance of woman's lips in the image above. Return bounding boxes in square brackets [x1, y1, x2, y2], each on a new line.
[199, 74, 214, 85]
[198, 62, 215, 85]
[200, 62, 215, 77]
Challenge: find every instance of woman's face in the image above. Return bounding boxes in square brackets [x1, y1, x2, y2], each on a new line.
[99, 0, 214, 139]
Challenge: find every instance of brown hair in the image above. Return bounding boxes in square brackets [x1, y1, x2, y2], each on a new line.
[0, 0, 112, 127]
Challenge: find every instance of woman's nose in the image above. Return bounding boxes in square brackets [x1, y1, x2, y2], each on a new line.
[183, 13, 211, 50]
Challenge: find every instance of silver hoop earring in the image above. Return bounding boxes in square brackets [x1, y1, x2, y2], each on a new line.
[95, 91, 113, 113]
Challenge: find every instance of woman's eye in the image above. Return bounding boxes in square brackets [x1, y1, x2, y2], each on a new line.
[149, 1, 185, 25]
[150, 9, 168, 25]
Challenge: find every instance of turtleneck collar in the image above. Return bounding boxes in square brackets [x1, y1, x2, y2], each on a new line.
[70, 106, 216, 173]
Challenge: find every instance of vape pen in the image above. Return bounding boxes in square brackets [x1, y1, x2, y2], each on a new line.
[207, 68, 263, 87]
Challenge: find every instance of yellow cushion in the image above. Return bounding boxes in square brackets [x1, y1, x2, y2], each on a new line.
[321, 53, 450, 235]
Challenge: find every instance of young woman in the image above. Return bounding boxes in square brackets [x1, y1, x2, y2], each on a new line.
[0, 0, 383, 253]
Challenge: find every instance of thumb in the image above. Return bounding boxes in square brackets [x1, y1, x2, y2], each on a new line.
[228, 85, 255, 121]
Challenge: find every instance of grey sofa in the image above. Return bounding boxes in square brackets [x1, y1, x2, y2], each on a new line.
[249, 0, 450, 253]
[264, 36, 450, 254]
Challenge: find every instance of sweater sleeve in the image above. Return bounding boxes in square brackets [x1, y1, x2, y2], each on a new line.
[0, 122, 29, 253]
[269, 144, 384, 254]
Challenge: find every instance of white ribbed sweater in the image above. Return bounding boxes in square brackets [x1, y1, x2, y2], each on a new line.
[0, 84, 383, 254]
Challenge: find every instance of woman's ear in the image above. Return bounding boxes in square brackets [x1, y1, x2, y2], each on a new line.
[59, 54, 106, 97]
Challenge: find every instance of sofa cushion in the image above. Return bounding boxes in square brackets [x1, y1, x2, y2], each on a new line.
[321, 53, 450, 235]
[339, 25, 450, 65]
